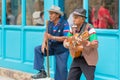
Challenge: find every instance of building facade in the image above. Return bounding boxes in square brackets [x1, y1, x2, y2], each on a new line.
[0, 0, 120, 80]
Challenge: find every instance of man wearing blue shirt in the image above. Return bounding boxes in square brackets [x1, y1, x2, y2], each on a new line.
[31, 5, 70, 80]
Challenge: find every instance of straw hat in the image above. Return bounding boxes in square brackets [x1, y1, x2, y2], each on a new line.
[48, 5, 63, 16]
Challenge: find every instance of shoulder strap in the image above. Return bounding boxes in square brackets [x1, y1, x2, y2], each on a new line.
[78, 22, 87, 36]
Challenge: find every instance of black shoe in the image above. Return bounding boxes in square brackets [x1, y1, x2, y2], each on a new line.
[31, 70, 47, 79]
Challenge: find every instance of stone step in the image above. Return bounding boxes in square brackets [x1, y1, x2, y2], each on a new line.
[0, 67, 32, 80]
[0, 76, 15, 80]
[32, 77, 54, 80]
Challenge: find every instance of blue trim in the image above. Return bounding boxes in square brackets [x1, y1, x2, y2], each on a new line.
[54, 0, 64, 12]
[1, 26, 3, 59]
[118, 0, 120, 31]
[21, 0, 24, 63]
[2, 0, 6, 25]
[58, 0, 64, 11]
[22, 0, 26, 26]
[83, 0, 88, 22]
[54, 0, 58, 6]
[1, 0, 6, 59]
[118, 0, 120, 80]
[44, 0, 54, 21]
[24, 26, 46, 31]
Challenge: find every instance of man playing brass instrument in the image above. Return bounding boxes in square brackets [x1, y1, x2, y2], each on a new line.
[64, 8, 98, 80]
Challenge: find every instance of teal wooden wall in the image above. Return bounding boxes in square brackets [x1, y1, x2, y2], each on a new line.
[0, 0, 120, 80]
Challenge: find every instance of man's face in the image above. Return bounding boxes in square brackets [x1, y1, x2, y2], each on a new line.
[49, 11, 60, 21]
[73, 15, 84, 25]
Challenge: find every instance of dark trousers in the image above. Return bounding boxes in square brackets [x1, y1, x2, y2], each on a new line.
[34, 45, 69, 80]
[67, 57, 96, 80]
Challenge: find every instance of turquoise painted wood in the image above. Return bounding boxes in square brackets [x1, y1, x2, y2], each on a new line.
[0, 26, 2, 57]
[0, 0, 120, 80]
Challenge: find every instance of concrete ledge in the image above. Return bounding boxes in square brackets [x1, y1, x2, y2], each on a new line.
[32, 77, 54, 80]
[0, 67, 32, 80]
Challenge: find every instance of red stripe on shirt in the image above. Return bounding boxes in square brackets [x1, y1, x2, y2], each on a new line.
[93, 40, 98, 43]
[63, 30, 69, 32]
[89, 32, 96, 35]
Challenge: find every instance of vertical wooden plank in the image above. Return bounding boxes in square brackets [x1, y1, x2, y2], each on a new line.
[0, 29, 2, 57]
[44, 0, 54, 21]
[2, 0, 6, 25]
[54, 0, 58, 6]
[22, 0, 26, 26]
[2, 0, 6, 59]
[21, 0, 24, 63]
[83, 0, 88, 22]
[118, 0, 120, 31]
[118, 0, 120, 80]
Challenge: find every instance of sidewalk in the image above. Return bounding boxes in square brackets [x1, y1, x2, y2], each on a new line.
[0, 67, 32, 80]
[0, 76, 15, 80]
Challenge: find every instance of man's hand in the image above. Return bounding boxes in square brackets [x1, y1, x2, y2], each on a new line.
[45, 32, 67, 41]
[63, 38, 70, 48]
[81, 40, 90, 47]
[81, 40, 98, 48]
[41, 42, 46, 54]
[45, 32, 53, 40]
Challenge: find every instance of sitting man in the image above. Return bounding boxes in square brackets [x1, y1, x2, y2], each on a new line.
[31, 5, 70, 80]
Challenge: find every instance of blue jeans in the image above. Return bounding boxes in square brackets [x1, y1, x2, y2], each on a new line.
[34, 45, 69, 80]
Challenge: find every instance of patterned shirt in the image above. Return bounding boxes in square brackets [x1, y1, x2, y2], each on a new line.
[67, 23, 98, 42]
[53, 18, 70, 36]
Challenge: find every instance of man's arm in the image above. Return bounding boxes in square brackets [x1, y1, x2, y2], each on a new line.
[46, 21, 70, 42]
[41, 32, 48, 53]
[45, 32, 67, 42]
[82, 32, 98, 49]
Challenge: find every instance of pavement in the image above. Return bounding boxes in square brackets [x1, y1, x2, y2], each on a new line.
[0, 76, 55, 80]
[32, 77, 54, 80]
[0, 76, 15, 80]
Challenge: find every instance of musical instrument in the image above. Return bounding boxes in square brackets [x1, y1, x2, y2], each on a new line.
[65, 31, 89, 58]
